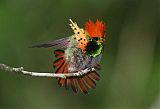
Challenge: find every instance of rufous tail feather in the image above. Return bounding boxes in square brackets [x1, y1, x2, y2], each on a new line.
[53, 49, 100, 94]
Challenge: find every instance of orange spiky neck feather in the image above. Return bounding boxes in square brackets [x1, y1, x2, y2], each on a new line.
[85, 19, 106, 38]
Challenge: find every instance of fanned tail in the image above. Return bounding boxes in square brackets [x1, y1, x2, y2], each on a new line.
[76, 71, 100, 94]
[53, 49, 100, 94]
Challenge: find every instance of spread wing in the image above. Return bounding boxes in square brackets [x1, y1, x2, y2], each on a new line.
[30, 37, 70, 48]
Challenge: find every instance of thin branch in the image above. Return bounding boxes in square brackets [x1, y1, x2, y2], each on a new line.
[0, 63, 95, 79]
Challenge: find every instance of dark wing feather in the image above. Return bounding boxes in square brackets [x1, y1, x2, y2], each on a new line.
[30, 37, 69, 48]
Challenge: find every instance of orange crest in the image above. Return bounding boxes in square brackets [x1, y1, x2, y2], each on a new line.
[85, 19, 106, 38]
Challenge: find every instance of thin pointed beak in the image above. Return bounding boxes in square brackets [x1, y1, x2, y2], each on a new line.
[97, 40, 103, 43]
[97, 39, 105, 43]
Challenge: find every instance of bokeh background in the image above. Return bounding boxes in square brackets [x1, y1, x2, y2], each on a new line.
[0, 0, 159, 109]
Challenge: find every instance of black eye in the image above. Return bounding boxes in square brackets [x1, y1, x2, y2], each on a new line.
[88, 37, 92, 41]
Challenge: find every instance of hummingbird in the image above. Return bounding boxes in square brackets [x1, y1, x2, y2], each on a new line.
[31, 19, 106, 94]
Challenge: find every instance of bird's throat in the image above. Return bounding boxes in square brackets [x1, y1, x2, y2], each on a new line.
[85, 40, 103, 57]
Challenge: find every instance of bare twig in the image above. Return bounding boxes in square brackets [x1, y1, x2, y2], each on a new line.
[0, 63, 95, 79]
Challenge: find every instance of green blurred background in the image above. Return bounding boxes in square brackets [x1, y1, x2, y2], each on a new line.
[0, 0, 159, 109]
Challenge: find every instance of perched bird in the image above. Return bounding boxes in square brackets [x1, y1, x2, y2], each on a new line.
[31, 19, 106, 94]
